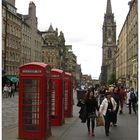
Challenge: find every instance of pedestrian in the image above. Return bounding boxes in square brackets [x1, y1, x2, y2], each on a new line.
[128, 87, 137, 114]
[11, 84, 15, 97]
[85, 88, 99, 136]
[126, 89, 130, 107]
[99, 85, 106, 105]
[112, 86, 120, 126]
[119, 86, 126, 114]
[135, 90, 138, 110]
[8, 84, 12, 98]
[99, 91, 117, 136]
[3, 84, 9, 98]
[77, 98, 87, 123]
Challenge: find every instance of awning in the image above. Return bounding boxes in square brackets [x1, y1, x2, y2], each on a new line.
[2, 76, 10, 84]
[6, 75, 19, 83]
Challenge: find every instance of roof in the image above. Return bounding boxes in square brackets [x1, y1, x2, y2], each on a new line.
[48, 24, 54, 32]
[65, 72, 72, 76]
[51, 69, 63, 73]
[20, 62, 49, 68]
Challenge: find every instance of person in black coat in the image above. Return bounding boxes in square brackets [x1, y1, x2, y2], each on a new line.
[129, 87, 137, 114]
[77, 98, 87, 123]
[112, 86, 120, 126]
[85, 88, 99, 136]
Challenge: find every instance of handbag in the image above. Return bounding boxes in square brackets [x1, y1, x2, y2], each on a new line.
[96, 115, 104, 127]
[77, 100, 82, 107]
[77, 100, 85, 107]
[88, 112, 96, 119]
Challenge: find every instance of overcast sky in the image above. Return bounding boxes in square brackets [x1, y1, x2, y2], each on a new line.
[15, 0, 130, 79]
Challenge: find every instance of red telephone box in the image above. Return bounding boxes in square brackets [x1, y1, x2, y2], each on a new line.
[51, 69, 65, 126]
[64, 72, 73, 117]
[18, 62, 52, 140]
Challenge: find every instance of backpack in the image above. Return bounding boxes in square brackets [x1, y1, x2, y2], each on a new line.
[130, 92, 137, 102]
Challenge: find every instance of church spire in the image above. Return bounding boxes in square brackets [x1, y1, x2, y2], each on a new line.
[106, 0, 112, 14]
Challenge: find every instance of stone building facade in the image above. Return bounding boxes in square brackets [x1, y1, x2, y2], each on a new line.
[2, 0, 80, 87]
[100, 0, 117, 84]
[20, 2, 42, 63]
[127, 0, 138, 91]
[41, 25, 66, 69]
[2, 0, 43, 82]
[116, 22, 127, 85]
[65, 48, 77, 82]
[116, 0, 138, 90]
[81, 75, 93, 88]
[2, 0, 21, 77]
[75, 64, 82, 87]
[17, 14, 32, 65]
[41, 25, 78, 82]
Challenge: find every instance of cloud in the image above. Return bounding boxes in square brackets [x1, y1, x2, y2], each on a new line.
[66, 38, 85, 44]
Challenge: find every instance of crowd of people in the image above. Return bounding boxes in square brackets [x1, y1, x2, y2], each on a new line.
[76, 85, 138, 137]
[2, 83, 16, 98]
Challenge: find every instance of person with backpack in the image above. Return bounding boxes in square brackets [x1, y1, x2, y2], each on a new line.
[128, 87, 137, 114]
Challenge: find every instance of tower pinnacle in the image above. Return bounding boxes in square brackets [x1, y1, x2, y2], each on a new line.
[48, 24, 54, 32]
[106, 0, 112, 14]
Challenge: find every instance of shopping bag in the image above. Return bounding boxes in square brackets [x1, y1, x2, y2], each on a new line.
[96, 115, 104, 127]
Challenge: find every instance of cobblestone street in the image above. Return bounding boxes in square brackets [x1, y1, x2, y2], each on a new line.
[2, 92, 138, 140]
[2, 94, 18, 129]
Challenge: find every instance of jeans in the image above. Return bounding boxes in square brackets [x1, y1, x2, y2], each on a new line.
[129, 100, 136, 114]
[87, 117, 95, 132]
[104, 112, 113, 135]
[112, 105, 119, 124]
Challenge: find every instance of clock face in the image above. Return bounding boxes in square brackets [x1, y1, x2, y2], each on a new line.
[108, 37, 112, 42]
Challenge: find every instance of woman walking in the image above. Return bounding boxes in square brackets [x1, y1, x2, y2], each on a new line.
[3, 84, 9, 98]
[85, 88, 99, 136]
[99, 91, 117, 136]
[112, 87, 120, 126]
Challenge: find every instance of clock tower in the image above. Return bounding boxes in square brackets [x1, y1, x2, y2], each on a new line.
[100, 0, 117, 84]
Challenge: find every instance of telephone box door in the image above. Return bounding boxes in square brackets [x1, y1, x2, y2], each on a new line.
[19, 78, 43, 138]
[51, 69, 65, 126]
[64, 72, 73, 117]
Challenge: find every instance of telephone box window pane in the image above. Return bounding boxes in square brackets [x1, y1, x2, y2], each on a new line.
[22, 79, 40, 131]
[51, 82, 56, 117]
[64, 83, 68, 110]
[24, 99, 32, 105]
[46, 80, 51, 129]
[23, 80, 38, 95]
[24, 105, 32, 111]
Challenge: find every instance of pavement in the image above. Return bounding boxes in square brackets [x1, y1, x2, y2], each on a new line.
[2, 92, 138, 140]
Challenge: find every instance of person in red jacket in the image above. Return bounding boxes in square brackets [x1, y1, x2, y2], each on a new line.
[119, 86, 126, 114]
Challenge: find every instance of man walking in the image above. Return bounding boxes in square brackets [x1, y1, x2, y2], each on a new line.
[128, 88, 137, 114]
